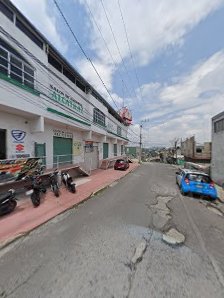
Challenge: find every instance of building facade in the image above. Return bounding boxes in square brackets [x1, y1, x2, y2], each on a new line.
[211, 111, 224, 185]
[181, 136, 211, 163]
[0, 0, 128, 171]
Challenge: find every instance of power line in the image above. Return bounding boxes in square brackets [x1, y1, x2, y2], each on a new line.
[83, 0, 132, 101]
[53, 0, 120, 111]
[0, 26, 139, 141]
[0, 26, 133, 138]
[117, 0, 145, 104]
[99, 0, 139, 101]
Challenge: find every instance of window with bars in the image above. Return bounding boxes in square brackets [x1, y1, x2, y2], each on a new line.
[0, 45, 35, 89]
[214, 119, 224, 133]
[117, 126, 122, 136]
[93, 108, 105, 127]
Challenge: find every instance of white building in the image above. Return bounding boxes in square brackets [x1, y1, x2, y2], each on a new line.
[0, 0, 129, 171]
[211, 111, 224, 185]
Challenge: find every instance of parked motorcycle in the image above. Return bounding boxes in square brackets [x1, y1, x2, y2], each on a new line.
[61, 171, 76, 193]
[49, 169, 60, 197]
[0, 189, 17, 216]
[25, 171, 46, 207]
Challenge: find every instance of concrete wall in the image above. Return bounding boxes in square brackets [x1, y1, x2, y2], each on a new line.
[181, 136, 211, 161]
[211, 112, 224, 184]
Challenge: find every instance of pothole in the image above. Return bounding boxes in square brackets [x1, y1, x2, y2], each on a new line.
[162, 228, 185, 245]
[151, 196, 173, 230]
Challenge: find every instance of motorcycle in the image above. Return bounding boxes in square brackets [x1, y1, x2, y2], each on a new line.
[0, 189, 17, 216]
[25, 171, 46, 207]
[61, 171, 76, 193]
[49, 169, 60, 197]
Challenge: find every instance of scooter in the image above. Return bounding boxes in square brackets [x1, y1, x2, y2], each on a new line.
[25, 171, 46, 207]
[0, 189, 17, 216]
[49, 169, 60, 197]
[61, 171, 76, 193]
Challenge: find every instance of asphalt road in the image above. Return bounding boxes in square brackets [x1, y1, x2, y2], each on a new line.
[1, 163, 224, 298]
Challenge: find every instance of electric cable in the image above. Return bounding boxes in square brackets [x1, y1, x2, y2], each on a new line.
[53, 0, 121, 111]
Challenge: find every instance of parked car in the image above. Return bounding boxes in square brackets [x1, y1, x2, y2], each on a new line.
[176, 169, 218, 200]
[114, 159, 129, 171]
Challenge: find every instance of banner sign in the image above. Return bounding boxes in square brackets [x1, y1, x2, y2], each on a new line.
[73, 141, 82, 156]
[50, 84, 83, 114]
[0, 158, 41, 183]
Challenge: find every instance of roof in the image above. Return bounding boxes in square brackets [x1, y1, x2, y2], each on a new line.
[212, 111, 224, 121]
[5, 0, 124, 124]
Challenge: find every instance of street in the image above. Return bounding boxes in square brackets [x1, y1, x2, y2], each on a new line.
[1, 163, 224, 298]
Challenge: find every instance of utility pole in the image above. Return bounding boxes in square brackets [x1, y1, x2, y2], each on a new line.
[139, 124, 143, 164]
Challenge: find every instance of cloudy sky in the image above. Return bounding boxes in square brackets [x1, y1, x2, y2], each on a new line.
[11, 0, 224, 147]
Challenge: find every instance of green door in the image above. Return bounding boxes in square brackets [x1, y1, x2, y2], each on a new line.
[103, 143, 109, 159]
[35, 142, 46, 165]
[114, 144, 117, 156]
[53, 137, 72, 167]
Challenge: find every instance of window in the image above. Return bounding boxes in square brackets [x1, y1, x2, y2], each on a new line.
[214, 119, 224, 133]
[117, 126, 122, 136]
[63, 67, 76, 84]
[0, 45, 35, 89]
[196, 148, 202, 153]
[121, 145, 124, 155]
[16, 18, 43, 49]
[10, 55, 22, 83]
[48, 54, 62, 72]
[0, 2, 14, 21]
[0, 47, 8, 75]
[91, 91, 98, 99]
[114, 144, 117, 156]
[76, 79, 86, 93]
[93, 108, 105, 127]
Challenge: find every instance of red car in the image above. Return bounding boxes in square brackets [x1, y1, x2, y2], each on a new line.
[114, 159, 129, 171]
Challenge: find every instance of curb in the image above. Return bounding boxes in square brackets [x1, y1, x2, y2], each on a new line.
[0, 164, 140, 250]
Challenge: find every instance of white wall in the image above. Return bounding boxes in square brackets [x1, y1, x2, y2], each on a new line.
[211, 116, 224, 184]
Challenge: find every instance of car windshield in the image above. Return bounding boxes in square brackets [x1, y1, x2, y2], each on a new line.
[117, 160, 125, 163]
[186, 173, 211, 183]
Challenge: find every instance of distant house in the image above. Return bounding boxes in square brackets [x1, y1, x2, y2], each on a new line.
[181, 136, 211, 163]
[211, 111, 224, 185]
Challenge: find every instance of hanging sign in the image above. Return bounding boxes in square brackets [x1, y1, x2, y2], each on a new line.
[73, 141, 82, 156]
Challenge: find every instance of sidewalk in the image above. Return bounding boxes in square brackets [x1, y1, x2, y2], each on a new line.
[0, 163, 139, 248]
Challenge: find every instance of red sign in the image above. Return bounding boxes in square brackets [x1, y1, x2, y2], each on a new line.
[119, 107, 132, 125]
[16, 144, 24, 152]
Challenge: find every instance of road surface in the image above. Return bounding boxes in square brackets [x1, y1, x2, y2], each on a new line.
[1, 163, 224, 297]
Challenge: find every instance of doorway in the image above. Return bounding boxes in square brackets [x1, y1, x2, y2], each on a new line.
[35, 142, 46, 165]
[53, 136, 72, 167]
[0, 129, 6, 159]
[103, 143, 109, 159]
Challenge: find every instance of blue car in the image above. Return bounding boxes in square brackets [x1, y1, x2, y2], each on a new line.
[176, 169, 218, 200]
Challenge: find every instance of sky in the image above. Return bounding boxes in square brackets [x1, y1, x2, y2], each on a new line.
[11, 0, 224, 147]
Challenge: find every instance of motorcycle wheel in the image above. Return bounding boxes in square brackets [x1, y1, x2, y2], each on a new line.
[53, 185, 60, 197]
[31, 192, 40, 207]
[70, 184, 76, 193]
[0, 200, 17, 216]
